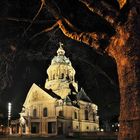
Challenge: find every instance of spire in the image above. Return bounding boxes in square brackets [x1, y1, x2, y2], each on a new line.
[57, 42, 65, 56]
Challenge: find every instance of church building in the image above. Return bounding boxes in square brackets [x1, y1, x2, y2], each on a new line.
[11, 43, 99, 136]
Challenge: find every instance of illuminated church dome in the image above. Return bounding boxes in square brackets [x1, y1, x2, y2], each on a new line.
[51, 46, 71, 65]
[47, 43, 75, 82]
[45, 42, 77, 98]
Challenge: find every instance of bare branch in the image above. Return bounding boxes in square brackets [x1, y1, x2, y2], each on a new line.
[44, 0, 108, 53]
[57, 19, 107, 52]
[0, 17, 56, 24]
[22, 0, 45, 37]
[118, 0, 127, 9]
[79, 0, 119, 27]
[74, 56, 117, 87]
[63, 18, 80, 32]
[46, 0, 62, 20]
[30, 22, 58, 40]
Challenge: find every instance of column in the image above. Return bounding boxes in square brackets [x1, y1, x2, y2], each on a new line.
[25, 125, 30, 134]
[9, 127, 12, 135]
[18, 126, 22, 135]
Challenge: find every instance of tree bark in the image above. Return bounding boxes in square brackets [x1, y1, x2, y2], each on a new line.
[108, 21, 140, 139]
[115, 51, 140, 140]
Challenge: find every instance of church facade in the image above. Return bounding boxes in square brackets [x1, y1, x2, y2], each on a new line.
[11, 44, 99, 136]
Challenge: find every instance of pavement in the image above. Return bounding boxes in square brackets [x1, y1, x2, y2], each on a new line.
[0, 135, 117, 140]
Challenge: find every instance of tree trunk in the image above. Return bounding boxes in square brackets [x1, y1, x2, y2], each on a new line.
[115, 47, 140, 140]
[107, 5, 140, 139]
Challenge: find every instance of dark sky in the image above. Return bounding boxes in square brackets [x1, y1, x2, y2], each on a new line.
[0, 0, 120, 121]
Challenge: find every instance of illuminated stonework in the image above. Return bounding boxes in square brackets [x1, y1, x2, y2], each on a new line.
[11, 43, 99, 136]
[45, 45, 78, 98]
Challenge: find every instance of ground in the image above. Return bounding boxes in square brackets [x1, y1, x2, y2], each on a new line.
[0, 135, 117, 140]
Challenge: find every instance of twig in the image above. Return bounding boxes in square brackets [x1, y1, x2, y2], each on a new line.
[22, 1, 45, 37]
[0, 17, 56, 24]
[30, 22, 58, 40]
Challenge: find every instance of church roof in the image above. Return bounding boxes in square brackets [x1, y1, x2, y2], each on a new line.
[62, 92, 80, 108]
[64, 96, 72, 105]
[51, 55, 71, 65]
[77, 88, 92, 102]
[42, 87, 61, 99]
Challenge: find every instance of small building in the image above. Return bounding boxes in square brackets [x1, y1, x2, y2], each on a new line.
[11, 43, 99, 136]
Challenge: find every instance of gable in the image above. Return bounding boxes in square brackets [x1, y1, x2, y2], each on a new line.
[23, 83, 56, 107]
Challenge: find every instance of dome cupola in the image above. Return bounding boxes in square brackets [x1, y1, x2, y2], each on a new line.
[45, 42, 78, 98]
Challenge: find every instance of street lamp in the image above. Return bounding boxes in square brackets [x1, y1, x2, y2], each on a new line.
[8, 102, 12, 134]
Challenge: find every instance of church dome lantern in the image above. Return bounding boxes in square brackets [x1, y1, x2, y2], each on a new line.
[57, 43, 65, 56]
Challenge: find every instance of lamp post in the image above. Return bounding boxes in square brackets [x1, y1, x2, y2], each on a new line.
[8, 102, 12, 134]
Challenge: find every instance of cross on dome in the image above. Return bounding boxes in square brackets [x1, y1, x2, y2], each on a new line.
[57, 42, 65, 56]
[59, 42, 63, 47]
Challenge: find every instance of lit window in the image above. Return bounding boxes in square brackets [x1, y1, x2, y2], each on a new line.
[85, 110, 88, 120]
[43, 108, 48, 117]
[33, 109, 37, 117]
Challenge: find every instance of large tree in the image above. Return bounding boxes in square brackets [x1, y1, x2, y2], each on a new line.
[38, 0, 139, 139]
[0, 0, 139, 139]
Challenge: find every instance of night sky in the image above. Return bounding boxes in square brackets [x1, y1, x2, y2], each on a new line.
[0, 0, 120, 122]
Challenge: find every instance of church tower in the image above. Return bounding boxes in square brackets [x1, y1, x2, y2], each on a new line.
[45, 43, 78, 98]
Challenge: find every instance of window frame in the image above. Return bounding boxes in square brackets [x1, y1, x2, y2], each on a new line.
[85, 110, 89, 120]
[33, 108, 37, 117]
[43, 107, 48, 117]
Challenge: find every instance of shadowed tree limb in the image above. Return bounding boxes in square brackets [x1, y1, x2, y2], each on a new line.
[118, 0, 127, 9]
[75, 56, 118, 87]
[44, 0, 108, 53]
[63, 18, 80, 32]
[22, 0, 46, 37]
[0, 17, 56, 24]
[57, 19, 107, 52]
[30, 22, 58, 40]
[79, 0, 119, 28]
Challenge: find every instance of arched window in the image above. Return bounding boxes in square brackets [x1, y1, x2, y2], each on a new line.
[53, 74, 55, 80]
[93, 112, 96, 122]
[66, 75, 70, 80]
[33, 109, 37, 117]
[62, 73, 64, 79]
[59, 110, 63, 116]
[74, 112, 77, 119]
[85, 110, 89, 120]
[43, 108, 48, 117]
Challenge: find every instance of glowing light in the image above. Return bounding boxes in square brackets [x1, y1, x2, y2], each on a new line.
[8, 102, 12, 120]
[100, 128, 104, 132]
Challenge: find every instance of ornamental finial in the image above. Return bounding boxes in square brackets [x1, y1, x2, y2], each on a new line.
[59, 42, 63, 48]
[57, 42, 65, 56]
